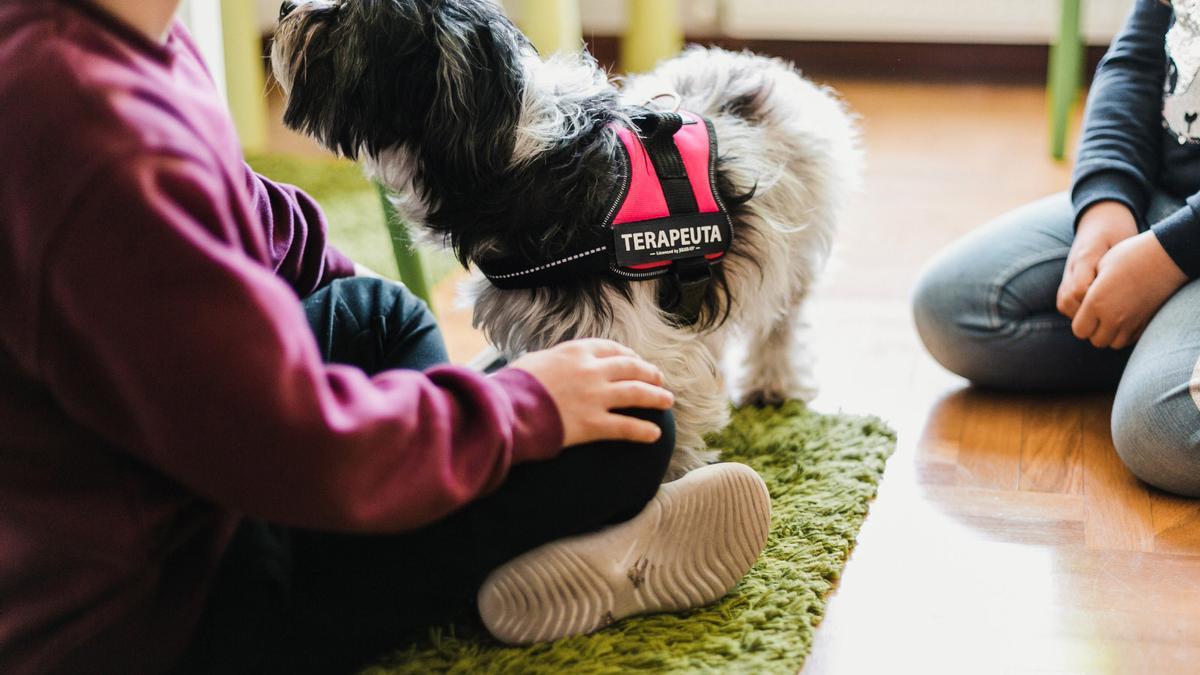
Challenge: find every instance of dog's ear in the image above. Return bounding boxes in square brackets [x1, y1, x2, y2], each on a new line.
[419, 0, 528, 190]
[277, 2, 353, 153]
[278, 0, 423, 158]
[278, 0, 529, 193]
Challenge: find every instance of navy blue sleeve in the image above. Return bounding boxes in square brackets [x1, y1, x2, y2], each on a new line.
[1151, 197, 1200, 277]
[1071, 0, 1173, 228]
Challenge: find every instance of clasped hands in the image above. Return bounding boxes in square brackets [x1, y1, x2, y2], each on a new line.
[1056, 200, 1188, 349]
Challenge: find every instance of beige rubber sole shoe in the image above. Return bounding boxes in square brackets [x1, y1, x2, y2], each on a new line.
[477, 462, 772, 645]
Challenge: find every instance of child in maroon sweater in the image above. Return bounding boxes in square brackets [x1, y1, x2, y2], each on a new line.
[0, 1, 770, 672]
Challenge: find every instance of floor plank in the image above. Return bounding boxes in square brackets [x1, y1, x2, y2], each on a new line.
[955, 391, 1024, 490]
[1151, 491, 1200, 556]
[1019, 396, 1083, 495]
[1081, 398, 1155, 553]
[914, 389, 966, 469]
[922, 484, 1085, 522]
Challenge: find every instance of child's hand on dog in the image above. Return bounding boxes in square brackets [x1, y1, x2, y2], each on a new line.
[510, 339, 674, 447]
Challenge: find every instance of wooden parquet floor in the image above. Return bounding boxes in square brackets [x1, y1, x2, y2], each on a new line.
[799, 79, 1200, 675]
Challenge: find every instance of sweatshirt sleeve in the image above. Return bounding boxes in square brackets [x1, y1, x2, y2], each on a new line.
[243, 164, 356, 296]
[36, 153, 564, 533]
[1151, 191, 1200, 278]
[1071, 0, 1173, 227]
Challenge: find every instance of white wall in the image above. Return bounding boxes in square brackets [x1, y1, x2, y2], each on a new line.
[719, 0, 1129, 45]
[179, 0, 227, 100]
[255, 0, 1131, 45]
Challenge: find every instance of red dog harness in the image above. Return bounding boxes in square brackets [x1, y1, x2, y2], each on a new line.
[477, 110, 734, 325]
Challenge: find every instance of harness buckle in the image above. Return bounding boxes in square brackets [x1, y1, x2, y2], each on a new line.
[631, 111, 684, 143]
[659, 257, 713, 326]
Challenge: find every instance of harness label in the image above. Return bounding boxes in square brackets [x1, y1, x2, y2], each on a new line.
[612, 212, 731, 268]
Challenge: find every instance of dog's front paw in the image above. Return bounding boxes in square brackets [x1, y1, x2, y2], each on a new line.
[737, 380, 817, 408]
[737, 388, 787, 408]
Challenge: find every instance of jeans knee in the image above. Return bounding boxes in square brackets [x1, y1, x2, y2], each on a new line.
[912, 259, 988, 383]
[1112, 381, 1200, 497]
[312, 277, 446, 372]
[345, 277, 431, 326]
[912, 260, 953, 350]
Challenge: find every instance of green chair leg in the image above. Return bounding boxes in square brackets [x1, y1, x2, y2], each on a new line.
[376, 182, 433, 309]
[219, 0, 268, 153]
[519, 0, 582, 55]
[622, 0, 684, 74]
[1049, 0, 1084, 160]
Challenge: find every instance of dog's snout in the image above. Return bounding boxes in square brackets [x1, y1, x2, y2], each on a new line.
[279, 1, 298, 21]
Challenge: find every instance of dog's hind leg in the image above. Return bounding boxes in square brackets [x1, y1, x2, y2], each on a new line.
[737, 293, 817, 407]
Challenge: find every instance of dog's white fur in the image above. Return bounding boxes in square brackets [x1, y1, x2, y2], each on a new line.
[378, 47, 859, 478]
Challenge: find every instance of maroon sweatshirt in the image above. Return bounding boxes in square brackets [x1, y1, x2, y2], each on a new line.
[0, 2, 564, 672]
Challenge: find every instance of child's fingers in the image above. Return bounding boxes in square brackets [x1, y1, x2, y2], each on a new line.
[1056, 283, 1082, 318]
[1110, 326, 1137, 350]
[1057, 261, 1097, 319]
[601, 356, 663, 385]
[577, 338, 637, 358]
[1071, 299, 1100, 341]
[605, 382, 674, 410]
[597, 413, 663, 444]
[1088, 320, 1118, 349]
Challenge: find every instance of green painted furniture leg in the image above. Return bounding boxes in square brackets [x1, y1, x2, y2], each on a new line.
[622, 0, 684, 74]
[219, 0, 268, 153]
[519, 0, 582, 54]
[1049, 0, 1084, 160]
[376, 183, 433, 309]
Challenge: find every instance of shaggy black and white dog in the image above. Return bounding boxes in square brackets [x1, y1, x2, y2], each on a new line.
[271, 0, 859, 478]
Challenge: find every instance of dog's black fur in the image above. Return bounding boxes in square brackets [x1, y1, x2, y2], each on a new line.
[276, 0, 754, 329]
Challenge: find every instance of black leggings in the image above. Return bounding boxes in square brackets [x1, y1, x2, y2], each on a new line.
[183, 278, 675, 674]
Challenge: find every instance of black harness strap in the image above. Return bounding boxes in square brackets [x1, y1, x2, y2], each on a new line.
[661, 256, 713, 325]
[632, 112, 700, 217]
[630, 111, 713, 325]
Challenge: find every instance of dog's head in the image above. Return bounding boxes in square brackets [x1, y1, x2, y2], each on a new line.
[272, 0, 626, 267]
[271, 0, 528, 183]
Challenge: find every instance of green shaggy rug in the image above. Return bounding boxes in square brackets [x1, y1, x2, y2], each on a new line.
[247, 155, 896, 673]
[365, 403, 894, 675]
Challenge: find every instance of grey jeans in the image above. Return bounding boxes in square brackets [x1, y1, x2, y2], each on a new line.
[913, 192, 1200, 496]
